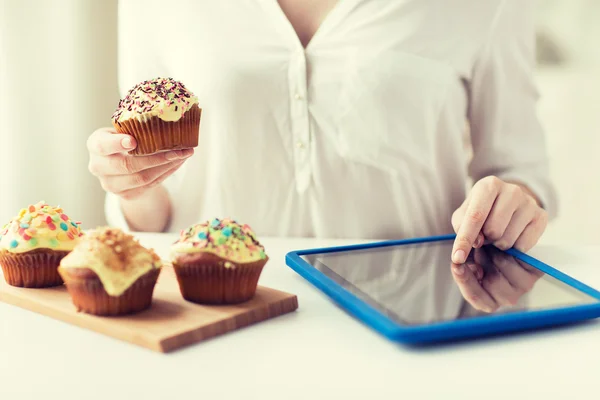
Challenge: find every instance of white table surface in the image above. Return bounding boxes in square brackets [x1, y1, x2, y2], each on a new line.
[1, 234, 599, 400]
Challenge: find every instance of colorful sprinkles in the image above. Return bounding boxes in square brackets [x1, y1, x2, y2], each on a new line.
[173, 218, 267, 262]
[0, 201, 83, 252]
[111, 77, 197, 123]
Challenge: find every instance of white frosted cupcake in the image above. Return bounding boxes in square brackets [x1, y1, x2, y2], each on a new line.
[111, 77, 201, 155]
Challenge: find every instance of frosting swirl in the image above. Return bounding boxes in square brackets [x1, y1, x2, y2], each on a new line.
[171, 218, 267, 263]
[0, 201, 83, 253]
[112, 77, 199, 123]
[59, 227, 162, 296]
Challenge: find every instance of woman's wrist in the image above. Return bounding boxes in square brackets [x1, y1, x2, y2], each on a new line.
[119, 185, 172, 232]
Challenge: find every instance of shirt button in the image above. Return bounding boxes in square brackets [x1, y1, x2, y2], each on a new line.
[294, 93, 303, 100]
[296, 140, 306, 149]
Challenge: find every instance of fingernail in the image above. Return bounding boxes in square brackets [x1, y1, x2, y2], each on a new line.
[453, 250, 466, 264]
[122, 137, 134, 149]
[165, 150, 183, 161]
[474, 236, 482, 248]
[181, 148, 194, 157]
[452, 264, 465, 275]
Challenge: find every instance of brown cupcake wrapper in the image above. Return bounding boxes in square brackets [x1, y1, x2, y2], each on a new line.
[112, 103, 201, 155]
[173, 260, 266, 305]
[58, 267, 161, 316]
[0, 249, 68, 288]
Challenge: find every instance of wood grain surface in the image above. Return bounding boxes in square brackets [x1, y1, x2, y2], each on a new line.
[0, 266, 298, 353]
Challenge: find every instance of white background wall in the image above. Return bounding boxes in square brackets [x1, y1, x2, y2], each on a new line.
[0, 0, 118, 229]
[0, 0, 598, 244]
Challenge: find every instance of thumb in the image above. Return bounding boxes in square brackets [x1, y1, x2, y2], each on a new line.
[87, 128, 137, 156]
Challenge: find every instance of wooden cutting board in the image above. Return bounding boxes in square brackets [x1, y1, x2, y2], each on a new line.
[0, 266, 298, 353]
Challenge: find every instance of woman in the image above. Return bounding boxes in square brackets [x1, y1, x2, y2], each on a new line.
[88, 0, 555, 269]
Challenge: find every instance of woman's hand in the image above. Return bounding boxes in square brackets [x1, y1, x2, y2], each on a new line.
[87, 128, 193, 200]
[451, 176, 548, 264]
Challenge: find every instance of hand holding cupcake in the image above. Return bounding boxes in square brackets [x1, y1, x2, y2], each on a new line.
[87, 77, 199, 208]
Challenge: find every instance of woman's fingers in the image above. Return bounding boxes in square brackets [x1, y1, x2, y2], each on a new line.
[100, 159, 186, 195]
[89, 148, 194, 177]
[513, 209, 549, 252]
[452, 177, 502, 264]
[493, 198, 538, 250]
[452, 262, 497, 313]
[481, 184, 521, 242]
[115, 160, 186, 200]
[87, 128, 136, 156]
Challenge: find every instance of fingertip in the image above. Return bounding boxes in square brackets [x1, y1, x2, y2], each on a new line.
[182, 147, 194, 156]
[121, 136, 136, 150]
[452, 249, 466, 264]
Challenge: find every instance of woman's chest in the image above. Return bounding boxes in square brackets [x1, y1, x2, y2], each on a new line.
[134, 0, 498, 101]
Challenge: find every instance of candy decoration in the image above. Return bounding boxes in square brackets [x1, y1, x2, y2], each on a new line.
[1, 201, 83, 251]
[112, 77, 197, 122]
[174, 218, 266, 262]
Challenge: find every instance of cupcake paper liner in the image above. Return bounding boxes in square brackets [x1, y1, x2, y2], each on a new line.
[58, 267, 161, 316]
[0, 249, 68, 288]
[113, 103, 201, 155]
[173, 259, 266, 305]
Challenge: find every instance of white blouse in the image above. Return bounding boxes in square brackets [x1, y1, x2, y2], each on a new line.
[106, 0, 557, 239]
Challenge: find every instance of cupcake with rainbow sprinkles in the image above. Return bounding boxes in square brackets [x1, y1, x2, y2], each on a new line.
[171, 218, 268, 305]
[0, 201, 83, 288]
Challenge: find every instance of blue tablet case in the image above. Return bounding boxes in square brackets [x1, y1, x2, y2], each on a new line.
[285, 234, 600, 344]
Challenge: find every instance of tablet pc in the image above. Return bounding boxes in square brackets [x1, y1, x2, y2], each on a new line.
[285, 234, 600, 344]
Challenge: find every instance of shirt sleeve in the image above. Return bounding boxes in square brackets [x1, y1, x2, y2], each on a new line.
[467, 0, 558, 219]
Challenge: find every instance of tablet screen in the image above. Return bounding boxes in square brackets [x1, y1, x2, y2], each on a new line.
[302, 241, 599, 326]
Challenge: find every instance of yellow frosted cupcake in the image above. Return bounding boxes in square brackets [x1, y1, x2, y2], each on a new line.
[171, 218, 268, 304]
[0, 201, 83, 288]
[112, 77, 201, 155]
[58, 227, 162, 316]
